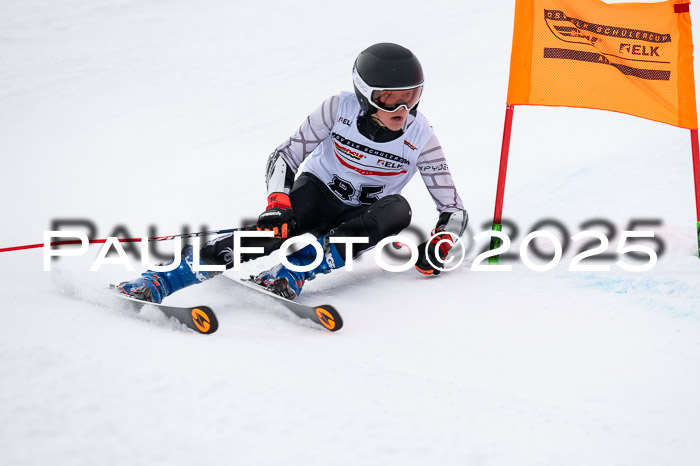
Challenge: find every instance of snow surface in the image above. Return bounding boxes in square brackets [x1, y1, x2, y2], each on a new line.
[2, 0, 700, 465]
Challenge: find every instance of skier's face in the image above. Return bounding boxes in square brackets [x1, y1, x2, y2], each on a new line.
[373, 106, 409, 131]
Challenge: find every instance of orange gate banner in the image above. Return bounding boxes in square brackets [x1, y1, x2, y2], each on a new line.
[507, 0, 698, 129]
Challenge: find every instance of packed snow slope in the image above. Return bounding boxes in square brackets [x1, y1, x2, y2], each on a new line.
[2, 1, 700, 465]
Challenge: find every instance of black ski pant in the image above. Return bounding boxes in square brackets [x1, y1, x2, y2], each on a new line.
[200, 172, 411, 269]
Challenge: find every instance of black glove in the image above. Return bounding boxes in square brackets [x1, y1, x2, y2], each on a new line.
[257, 192, 296, 238]
[415, 229, 454, 276]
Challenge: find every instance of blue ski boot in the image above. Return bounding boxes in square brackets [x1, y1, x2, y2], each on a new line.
[253, 234, 345, 300]
[117, 244, 211, 303]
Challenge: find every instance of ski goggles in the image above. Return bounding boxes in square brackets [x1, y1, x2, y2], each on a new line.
[353, 67, 423, 113]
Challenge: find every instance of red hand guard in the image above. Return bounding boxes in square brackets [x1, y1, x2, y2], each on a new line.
[266, 192, 292, 210]
[415, 229, 454, 276]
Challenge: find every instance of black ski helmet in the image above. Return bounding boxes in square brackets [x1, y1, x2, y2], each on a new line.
[352, 43, 424, 114]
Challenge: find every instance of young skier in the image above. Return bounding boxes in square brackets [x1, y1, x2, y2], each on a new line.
[117, 42, 468, 303]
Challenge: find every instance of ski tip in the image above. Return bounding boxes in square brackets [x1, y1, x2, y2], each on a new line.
[236, 277, 343, 333]
[314, 305, 343, 332]
[190, 306, 219, 334]
[104, 285, 218, 335]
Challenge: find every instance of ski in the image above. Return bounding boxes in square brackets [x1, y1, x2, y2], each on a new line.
[228, 277, 343, 332]
[107, 286, 219, 335]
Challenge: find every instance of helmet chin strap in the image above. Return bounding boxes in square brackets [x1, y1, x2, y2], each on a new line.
[356, 113, 404, 143]
[370, 113, 386, 127]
